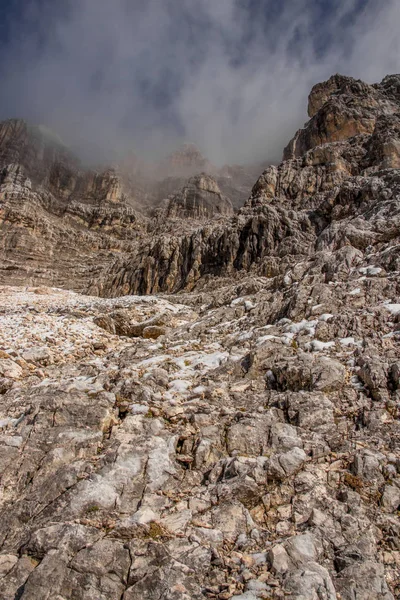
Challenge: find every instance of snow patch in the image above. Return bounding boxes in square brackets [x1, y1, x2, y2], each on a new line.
[230, 297, 244, 306]
[359, 266, 382, 276]
[349, 288, 361, 296]
[319, 313, 334, 322]
[168, 379, 192, 393]
[384, 303, 400, 316]
[286, 319, 317, 335]
[311, 304, 323, 312]
[305, 340, 335, 352]
[340, 337, 360, 347]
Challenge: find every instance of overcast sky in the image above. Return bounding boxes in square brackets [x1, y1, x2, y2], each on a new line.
[0, 0, 398, 165]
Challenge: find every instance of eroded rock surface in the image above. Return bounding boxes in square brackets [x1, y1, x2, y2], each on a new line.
[94, 74, 400, 297]
[165, 174, 233, 220]
[0, 73, 399, 599]
[0, 275, 398, 599]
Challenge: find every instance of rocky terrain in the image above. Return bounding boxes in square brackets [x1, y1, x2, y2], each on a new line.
[0, 74, 399, 599]
[0, 124, 264, 290]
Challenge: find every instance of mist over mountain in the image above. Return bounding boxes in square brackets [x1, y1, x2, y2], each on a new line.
[0, 0, 399, 165]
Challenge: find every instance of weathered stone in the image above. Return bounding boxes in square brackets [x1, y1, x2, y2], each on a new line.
[143, 325, 166, 339]
[266, 447, 307, 480]
[165, 173, 233, 220]
[0, 359, 22, 379]
[93, 314, 116, 334]
[381, 485, 400, 513]
[335, 561, 395, 600]
[21, 346, 53, 365]
[0, 555, 18, 578]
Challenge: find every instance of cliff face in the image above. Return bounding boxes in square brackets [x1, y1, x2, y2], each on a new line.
[0, 155, 143, 291]
[0, 120, 79, 186]
[0, 124, 264, 289]
[2, 75, 400, 295]
[164, 174, 233, 220]
[284, 74, 400, 161]
[95, 74, 400, 297]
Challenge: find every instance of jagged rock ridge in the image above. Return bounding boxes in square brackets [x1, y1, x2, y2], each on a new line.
[0, 122, 265, 289]
[97, 73, 400, 296]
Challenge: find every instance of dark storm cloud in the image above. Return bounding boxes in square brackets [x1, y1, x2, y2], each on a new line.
[0, 0, 398, 165]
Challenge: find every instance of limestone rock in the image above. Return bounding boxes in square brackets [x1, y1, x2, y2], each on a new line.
[284, 74, 400, 160]
[21, 346, 53, 366]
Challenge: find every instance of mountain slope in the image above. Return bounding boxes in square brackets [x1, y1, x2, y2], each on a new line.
[97, 74, 400, 296]
[0, 75, 399, 600]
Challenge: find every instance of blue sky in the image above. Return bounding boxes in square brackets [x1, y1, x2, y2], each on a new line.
[0, 0, 398, 165]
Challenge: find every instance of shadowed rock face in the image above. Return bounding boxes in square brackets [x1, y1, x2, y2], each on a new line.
[0, 120, 79, 186]
[0, 74, 399, 600]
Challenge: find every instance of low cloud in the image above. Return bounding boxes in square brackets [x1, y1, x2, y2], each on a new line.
[0, 0, 398, 166]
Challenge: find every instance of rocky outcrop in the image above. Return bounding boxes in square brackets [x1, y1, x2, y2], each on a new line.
[0, 123, 266, 288]
[216, 162, 270, 209]
[284, 74, 400, 160]
[157, 145, 267, 209]
[0, 160, 143, 290]
[0, 119, 79, 187]
[99, 205, 312, 295]
[3, 74, 398, 299]
[95, 74, 400, 297]
[165, 174, 233, 220]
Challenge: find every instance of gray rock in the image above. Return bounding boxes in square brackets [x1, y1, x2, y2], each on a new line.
[336, 561, 395, 600]
[267, 447, 307, 480]
[381, 484, 400, 513]
[21, 346, 53, 365]
[284, 563, 337, 600]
